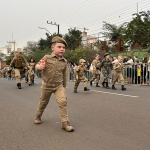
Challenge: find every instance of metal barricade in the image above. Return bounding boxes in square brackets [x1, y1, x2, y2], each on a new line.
[67, 63, 150, 85]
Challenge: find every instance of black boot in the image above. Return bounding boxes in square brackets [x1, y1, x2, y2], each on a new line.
[90, 80, 92, 86]
[121, 85, 126, 90]
[74, 89, 77, 93]
[102, 81, 105, 88]
[105, 82, 110, 89]
[96, 83, 100, 87]
[17, 83, 21, 89]
[112, 85, 117, 90]
[84, 87, 89, 91]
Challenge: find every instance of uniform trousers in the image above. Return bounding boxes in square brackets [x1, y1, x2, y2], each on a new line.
[14, 68, 22, 83]
[112, 72, 124, 85]
[36, 84, 69, 123]
[74, 76, 88, 90]
[90, 73, 100, 83]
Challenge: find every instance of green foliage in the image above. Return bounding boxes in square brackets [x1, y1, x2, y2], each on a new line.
[101, 21, 127, 41]
[64, 46, 104, 64]
[64, 28, 82, 50]
[125, 11, 150, 48]
[5, 52, 15, 65]
[25, 48, 52, 62]
[111, 49, 150, 62]
[38, 33, 63, 50]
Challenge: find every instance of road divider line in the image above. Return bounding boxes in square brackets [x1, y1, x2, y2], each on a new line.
[92, 90, 139, 98]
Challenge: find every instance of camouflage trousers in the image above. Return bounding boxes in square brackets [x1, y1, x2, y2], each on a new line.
[100, 70, 110, 83]
[36, 84, 69, 123]
[74, 76, 88, 90]
[27, 70, 34, 84]
[112, 72, 124, 85]
[90, 73, 100, 83]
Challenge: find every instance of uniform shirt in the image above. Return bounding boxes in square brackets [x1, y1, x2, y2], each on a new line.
[76, 65, 88, 77]
[92, 59, 101, 74]
[10, 56, 29, 69]
[113, 62, 123, 72]
[126, 59, 133, 68]
[36, 53, 67, 88]
[100, 59, 113, 70]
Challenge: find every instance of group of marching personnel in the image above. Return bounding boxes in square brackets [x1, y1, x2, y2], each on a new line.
[8, 50, 36, 89]
[0, 36, 127, 132]
[1, 49, 126, 92]
[73, 53, 126, 93]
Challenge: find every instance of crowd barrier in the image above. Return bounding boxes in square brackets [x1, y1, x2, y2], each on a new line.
[68, 63, 150, 85]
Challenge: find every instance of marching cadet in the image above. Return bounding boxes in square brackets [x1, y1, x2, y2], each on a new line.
[9, 50, 29, 89]
[112, 56, 126, 90]
[26, 67, 34, 86]
[28, 57, 36, 84]
[74, 59, 90, 93]
[26, 57, 36, 85]
[100, 53, 113, 88]
[34, 36, 74, 132]
[90, 54, 101, 87]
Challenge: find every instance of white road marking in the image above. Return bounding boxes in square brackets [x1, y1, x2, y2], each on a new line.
[92, 90, 139, 98]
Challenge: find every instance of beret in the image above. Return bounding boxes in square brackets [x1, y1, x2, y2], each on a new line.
[52, 36, 67, 47]
[79, 59, 86, 64]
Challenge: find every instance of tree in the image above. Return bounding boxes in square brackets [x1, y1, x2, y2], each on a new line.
[125, 11, 150, 48]
[64, 28, 82, 50]
[38, 33, 63, 50]
[24, 41, 38, 51]
[101, 21, 127, 52]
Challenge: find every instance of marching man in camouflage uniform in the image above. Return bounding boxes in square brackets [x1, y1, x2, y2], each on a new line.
[100, 53, 113, 88]
[34, 36, 74, 132]
[9, 50, 29, 89]
[112, 56, 126, 90]
[74, 59, 90, 93]
[90, 54, 101, 87]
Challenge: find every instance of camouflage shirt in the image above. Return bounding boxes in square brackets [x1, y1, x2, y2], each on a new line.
[100, 59, 113, 70]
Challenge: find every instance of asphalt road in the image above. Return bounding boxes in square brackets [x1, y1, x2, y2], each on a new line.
[0, 78, 150, 150]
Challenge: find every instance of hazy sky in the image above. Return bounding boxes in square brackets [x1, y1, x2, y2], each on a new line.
[0, 0, 149, 48]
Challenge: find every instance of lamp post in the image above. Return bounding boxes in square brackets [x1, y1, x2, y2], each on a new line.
[47, 21, 59, 35]
[38, 27, 52, 35]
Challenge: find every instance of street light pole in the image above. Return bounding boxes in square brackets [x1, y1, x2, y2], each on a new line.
[38, 27, 52, 35]
[47, 21, 59, 35]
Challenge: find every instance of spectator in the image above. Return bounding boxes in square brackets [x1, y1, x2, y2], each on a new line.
[125, 56, 133, 84]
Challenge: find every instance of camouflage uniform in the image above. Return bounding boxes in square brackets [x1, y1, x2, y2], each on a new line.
[100, 54, 113, 88]
[9, 51, 29, 89]
[26, 61, 36, 85]
[74, 59, 89, 93]
[90, 55, 101, 87]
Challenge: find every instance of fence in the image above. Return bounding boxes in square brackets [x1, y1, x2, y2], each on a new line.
[68, 63, 150, 85]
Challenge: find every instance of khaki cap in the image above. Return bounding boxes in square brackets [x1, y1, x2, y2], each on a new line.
[79, 59, 86, 64]
[17, 50, 22, 54]
[52, 36, 67, 47]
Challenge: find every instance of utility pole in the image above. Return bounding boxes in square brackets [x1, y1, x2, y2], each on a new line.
[7, 41, 16, 56]
[47, 21, 60, 35]
[137, 3, 139, 14]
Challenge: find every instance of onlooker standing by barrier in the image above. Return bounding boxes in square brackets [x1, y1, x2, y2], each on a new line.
[141, 57, 147, 84]
[147, 57, 150, 84]
[133, 56, 139, 84]
[125, 56, 133, 84]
